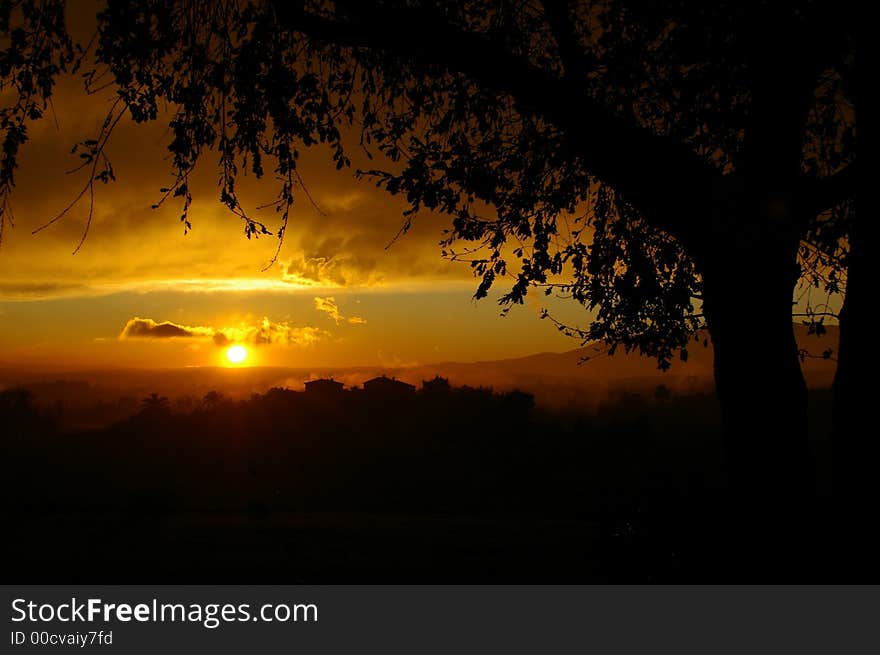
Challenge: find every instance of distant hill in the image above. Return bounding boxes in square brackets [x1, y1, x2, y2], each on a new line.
[401, 324, 837, 407]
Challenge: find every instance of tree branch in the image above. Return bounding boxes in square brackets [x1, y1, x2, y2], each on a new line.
[271, 1, 714, 243]
[743, 5, 853, 187]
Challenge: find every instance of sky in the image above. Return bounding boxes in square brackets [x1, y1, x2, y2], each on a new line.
[0, 16, 588, 371]
[1, 3, 840, 375]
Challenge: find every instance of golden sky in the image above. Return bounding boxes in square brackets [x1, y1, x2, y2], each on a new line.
[0, 22, 586, 371]
[0, 2, 844, 375]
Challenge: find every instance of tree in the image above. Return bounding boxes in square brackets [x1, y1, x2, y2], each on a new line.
[140, 392, 170, 418]
[201, 390, 226, 412]
[1, 2, 856, 510]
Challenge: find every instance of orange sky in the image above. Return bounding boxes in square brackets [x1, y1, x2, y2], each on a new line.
[0, 2, 840, 374]
[0, 16, 589, 371]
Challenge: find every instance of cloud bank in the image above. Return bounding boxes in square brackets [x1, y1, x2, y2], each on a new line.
[120, 316, 328, 347]
[120, 318, 215, 339]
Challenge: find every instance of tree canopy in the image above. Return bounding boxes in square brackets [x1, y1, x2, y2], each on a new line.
[0, 1, 856, 371]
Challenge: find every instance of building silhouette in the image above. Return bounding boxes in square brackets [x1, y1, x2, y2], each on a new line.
[363, 375, 416, 399]
[304, 378, 345, 398]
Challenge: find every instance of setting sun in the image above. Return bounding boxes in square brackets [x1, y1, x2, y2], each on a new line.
[226, 345, 248, 364]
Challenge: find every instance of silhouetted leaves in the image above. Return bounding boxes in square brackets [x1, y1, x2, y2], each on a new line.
[1, 1, 855, 368]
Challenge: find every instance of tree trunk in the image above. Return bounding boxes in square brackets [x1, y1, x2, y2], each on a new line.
[698, 236, 814, 576]
[702, 261, 813, 492]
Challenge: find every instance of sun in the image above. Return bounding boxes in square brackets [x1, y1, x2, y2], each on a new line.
[225, 344, 248, 365]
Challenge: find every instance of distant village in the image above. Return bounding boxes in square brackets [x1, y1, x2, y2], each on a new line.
[304, 375, 441, 398]
[1, 374, 539, 433]
[269, 374, 535, 413]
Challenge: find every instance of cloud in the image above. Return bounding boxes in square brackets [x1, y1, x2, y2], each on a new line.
[120, 317, 215, 339]
[316, 191, 365, 212]
[0, 282, 92, 301]
[232, 317, 328, 346]
[121, 316, 328, 347]
[314, 296, 367, 325]
[281, 253, 373, 288]
[314, 296, 343, 324]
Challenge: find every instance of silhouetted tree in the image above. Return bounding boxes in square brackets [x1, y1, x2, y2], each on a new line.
[140, 392, 170, 418]
[1, 387, 35, 433]
[200, 390, 225, 412]
[421, 376, 451, 396]
[0, 2, 856, 508]
[0, 387, 33, 413]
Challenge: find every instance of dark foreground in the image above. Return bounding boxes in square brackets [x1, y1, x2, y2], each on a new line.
[3, 385, 836, 582]
[5, 503, 838, 583]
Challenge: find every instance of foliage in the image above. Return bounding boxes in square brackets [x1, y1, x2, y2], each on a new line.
[0, 1, 856, 369]
[0, 0, 74, 243]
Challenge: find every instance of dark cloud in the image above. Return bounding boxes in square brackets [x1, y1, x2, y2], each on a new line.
[0, 282, 90, 300]
[120, 316, 328, 347]
[120, 317, 214, 339]
[281, 253, 370, 287]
